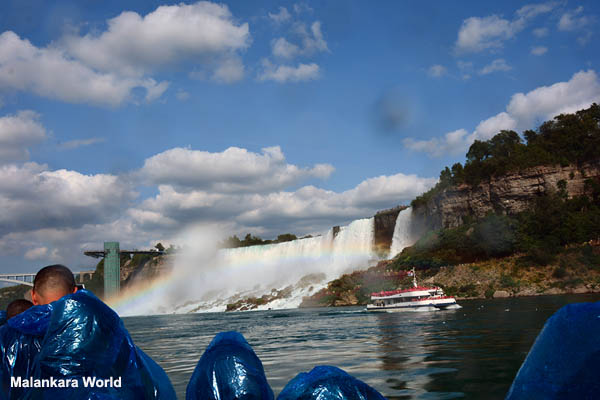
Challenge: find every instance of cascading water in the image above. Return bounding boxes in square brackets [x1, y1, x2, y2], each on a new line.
[115, 218, 378, 315]
[388, 207, 416, 258]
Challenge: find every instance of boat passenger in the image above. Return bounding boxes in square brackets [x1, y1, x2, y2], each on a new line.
[1, 264, 176, 400]
[6, 299, 33, 320]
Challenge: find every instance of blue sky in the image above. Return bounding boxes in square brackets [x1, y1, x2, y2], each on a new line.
[0, 0, 599, 273]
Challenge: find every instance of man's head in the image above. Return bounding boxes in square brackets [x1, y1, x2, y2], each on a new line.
[6, 299, 33, 319]
[31, 264, 77, 305]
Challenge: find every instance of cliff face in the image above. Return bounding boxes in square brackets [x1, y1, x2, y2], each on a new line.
[414, 161, 600, 229]
[373, 206, 406, 255]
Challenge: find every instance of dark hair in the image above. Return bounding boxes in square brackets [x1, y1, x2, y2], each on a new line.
[7, 299, 33, 319]
[33, 264, 76, 297]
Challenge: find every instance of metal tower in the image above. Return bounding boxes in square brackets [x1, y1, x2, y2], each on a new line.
[84, 242, 163, 299]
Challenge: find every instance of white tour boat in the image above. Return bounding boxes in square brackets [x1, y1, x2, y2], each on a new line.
[367, 268, 461, 312]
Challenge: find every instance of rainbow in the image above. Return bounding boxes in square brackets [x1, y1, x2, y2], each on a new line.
[111, 219, 378, 316]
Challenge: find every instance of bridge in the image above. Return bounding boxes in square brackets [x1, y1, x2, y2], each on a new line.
[0, 270, 96, 287]
[0, 242, 161, 298]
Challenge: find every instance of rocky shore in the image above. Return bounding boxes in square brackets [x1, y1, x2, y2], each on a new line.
[300, 242, 600, 307]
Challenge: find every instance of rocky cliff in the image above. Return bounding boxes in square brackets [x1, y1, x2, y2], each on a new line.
[373, 206, 406, 255]
[414, 160, 600, 229]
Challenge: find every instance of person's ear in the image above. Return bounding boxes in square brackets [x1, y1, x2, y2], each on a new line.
[31, 289, 40, 306]
[73, 286, 78, 293]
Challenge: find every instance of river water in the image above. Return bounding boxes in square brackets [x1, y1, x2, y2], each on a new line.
[123, 293, 600, 399]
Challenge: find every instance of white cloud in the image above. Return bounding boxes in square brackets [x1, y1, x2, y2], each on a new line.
[58, 137, 105, 150]
[533, 27, 549, 37]
[531, 46, 548, 55]
[271, 21, 328, 60]
[293, 3, 314, 14]
[457, 60, 474, 79]
[131, 172, 437, 236]
[0, 110, 47, 163]
[0, 162, 137, 236]
[558, 6, 592, 31]
[139, 145, 334, 193]
[0, 31, 165, 106]
[472, 112, 517, 141]
[24, 246, 60, 261]
[404, 129, 470, 157]
[268, 7, 291, 24]
[456, 15, 520, 53]
[176, 89, 190, 101]
[0, 2, 251, 106]
[258, 60, 320, 82]
[456, 2, 558, 53]
[479, 58, 512, 75]
[516, 2, 559, 20]
[63, 2, 250, 78]
[404, 70, 600, 157]
[211, 56, 245, 83]
[272, 37, 301, 59]
[428, 65, 447, 77]
[577, 31, 593, 45]
[506, 69, 600, 129]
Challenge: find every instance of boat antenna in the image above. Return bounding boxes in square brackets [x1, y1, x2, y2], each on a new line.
[412, 266, 417, 288]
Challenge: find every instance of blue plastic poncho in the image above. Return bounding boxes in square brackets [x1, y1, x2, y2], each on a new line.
[278, 366, 387, 400]
[0, 311, 6, 327]
[0, 289, 175, 400]
[0, 306, 45, 400]
[506, 301, 600, 400]
[186, 331, 274, 400]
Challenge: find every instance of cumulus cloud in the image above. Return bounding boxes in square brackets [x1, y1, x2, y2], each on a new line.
[271, 38, 301, 59]
[533, 27, 549, 37]
[428, 64, 447, 77]
[271, 21, 328, 59]
[0, 32, 166, 106]
[506, 69, 600, 128]
[293, 3, 314, 14]
[127, 144, 436, 237]
[24, 246, 60, 261]
[268, 7, 291, 24]
[176, 89, 190, 101]
[479, 58, 512, 75]
[455, 2, 558, 53]
[0, 2, 251, 106]
[558, 6, 592, 31]
[258, 60, 320, 82]
[531, 46, 548, 55]
[130, 172, 437, 237]
[139, 145, 334, 193]
[456, 15, 520, 53]
[0, 162, 137, 236]
[0, 110, 47, 163]
[63, 2, 250, 78]
[404, 70, 600, 157]
[58, 137, 105, 150]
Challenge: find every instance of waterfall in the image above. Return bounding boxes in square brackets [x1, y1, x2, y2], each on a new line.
[388, 207, 416, 258]
[118, 217, 378, 315]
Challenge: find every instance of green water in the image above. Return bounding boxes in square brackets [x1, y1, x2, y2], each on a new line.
[123, 293, 600, 399]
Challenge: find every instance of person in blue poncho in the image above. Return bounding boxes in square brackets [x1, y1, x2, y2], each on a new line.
[6, 300, 33, 320]
[0, 264, 175, 400]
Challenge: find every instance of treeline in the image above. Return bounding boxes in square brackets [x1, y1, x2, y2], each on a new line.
[395, 188, 600, 269]
[219, 233, 299, 249]
[412, 103, 600, 208]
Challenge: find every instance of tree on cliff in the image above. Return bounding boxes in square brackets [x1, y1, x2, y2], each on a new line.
[412, 104, 600, 206]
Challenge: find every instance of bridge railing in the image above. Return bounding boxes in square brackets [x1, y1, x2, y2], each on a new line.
[0, 271, 96, 287]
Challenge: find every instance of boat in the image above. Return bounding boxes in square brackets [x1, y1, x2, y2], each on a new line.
[366, 267, 461, 312]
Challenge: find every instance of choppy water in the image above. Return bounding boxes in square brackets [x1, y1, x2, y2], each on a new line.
[123, 293, 600, 399]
